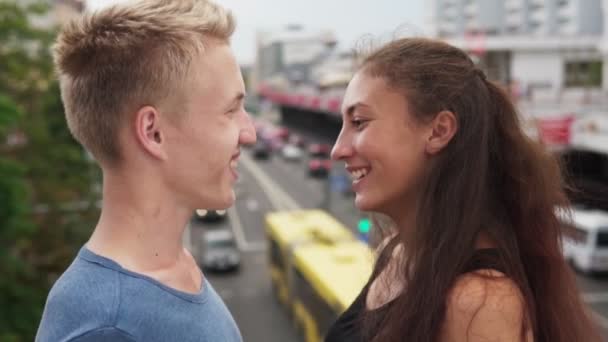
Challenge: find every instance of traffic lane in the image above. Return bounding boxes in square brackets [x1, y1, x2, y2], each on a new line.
[226, 161, 300, 341]
[255, 147, 363, 233]
[205, 251, 298, 342]
[232, 164, 276, 245]
[273, 123, 365, 229]
[189, 203, 299, 340]
[255, 152, 325, 209]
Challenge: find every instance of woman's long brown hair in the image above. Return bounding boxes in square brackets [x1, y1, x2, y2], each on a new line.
[359, 38, 601, 342]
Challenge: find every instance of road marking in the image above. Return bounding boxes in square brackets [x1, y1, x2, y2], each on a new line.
[239, 155, 286, 211]
[227, 204, 268, 253]
[223, 151, 303, 253]
[227, 206, 250, 251]
[240, 151, 301, 211]
[246, 198, 259, 211]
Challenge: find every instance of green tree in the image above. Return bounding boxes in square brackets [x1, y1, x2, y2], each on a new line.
[0, 2, 100, 340]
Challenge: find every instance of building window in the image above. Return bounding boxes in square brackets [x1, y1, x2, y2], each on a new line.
[564, 61, 603, 87]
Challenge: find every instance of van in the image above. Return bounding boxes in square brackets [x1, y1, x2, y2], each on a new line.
[560, 207, 608, 273]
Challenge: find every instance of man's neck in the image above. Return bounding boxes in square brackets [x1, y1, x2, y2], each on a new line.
[87, 170, 193, 274]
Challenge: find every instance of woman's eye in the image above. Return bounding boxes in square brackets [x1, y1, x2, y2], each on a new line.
[351, 119, 366, 129]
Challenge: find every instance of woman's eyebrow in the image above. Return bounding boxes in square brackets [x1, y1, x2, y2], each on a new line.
[344, 102, 371, 117]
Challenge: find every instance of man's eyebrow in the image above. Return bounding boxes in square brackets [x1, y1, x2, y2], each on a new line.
[224, 92, 245, 110]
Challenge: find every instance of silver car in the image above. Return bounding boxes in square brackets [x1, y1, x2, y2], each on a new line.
[200, 228, 240, 272]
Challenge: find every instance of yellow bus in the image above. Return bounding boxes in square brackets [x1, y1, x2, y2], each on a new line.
[291, 240, 373, 342]
[265, 209, 355, 307]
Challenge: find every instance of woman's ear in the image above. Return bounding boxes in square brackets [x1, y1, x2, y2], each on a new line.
[425, 110, 458, 155]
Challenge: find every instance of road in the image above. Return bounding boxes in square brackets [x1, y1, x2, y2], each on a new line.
[187, 140, 608, 342]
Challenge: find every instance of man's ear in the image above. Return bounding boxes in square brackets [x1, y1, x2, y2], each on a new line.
[425, 110, 458, 155]
[134, 106, 168, 161]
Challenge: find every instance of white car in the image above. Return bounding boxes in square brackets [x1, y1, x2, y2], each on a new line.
[560, 207, 608, 274]
[281, 143, 303, 161]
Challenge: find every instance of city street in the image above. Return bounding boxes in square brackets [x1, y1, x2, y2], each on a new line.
[188, 140, 608, 342]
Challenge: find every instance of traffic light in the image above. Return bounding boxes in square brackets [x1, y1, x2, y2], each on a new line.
[358, 218, 371, 234]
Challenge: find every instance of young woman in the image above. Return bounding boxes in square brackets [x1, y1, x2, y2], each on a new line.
[326, 37, 600, 342]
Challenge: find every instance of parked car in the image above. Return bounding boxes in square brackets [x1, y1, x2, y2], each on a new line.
[253, 140, 272, 159]
[194, 209, 227, 222]
[289, 134, 307, 148]
[308, 158, 331, 177]
[200, 228, 240, 272]
[275, 126, 290, 140]
[268, 135, 285, 152]
[308, 143, 331, 158]
[281, 143, 303, 161]
[560, 206, 608, 274]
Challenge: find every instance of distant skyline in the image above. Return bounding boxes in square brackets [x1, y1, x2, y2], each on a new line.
[86, 0, 430, 65]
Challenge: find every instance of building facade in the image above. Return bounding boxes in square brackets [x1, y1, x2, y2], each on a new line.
[433, 0, 606, 108]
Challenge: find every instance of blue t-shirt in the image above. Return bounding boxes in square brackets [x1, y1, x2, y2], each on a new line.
[36, 247, 242, 342]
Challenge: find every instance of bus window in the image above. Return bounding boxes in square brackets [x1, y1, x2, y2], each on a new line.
[596, 230, 608, 247]
[269, 237, 284, 270]
[293, 267, 338, 337]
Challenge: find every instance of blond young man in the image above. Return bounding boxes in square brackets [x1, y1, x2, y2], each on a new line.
[36, 1, 255, 341]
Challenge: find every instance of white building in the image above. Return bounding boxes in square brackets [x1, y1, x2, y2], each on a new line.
[433, 0, 606, 109]
[254, 25, 337, 87]
[437, 0, 603, 37]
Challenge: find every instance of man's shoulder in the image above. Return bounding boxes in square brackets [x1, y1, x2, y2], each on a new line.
[48, 254, 120, 309]
[37, 254, 123, 341]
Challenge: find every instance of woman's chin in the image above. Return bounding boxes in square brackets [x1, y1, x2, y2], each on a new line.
[354, 193, 375, 212]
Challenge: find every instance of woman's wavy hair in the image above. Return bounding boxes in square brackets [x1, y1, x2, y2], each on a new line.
[358, 37, 600, 342]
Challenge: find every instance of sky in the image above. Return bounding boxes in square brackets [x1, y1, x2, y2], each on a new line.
[86, 0, 430, 65]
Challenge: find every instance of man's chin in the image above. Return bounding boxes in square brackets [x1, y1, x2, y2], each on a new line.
[196, 189, 234, 211]
[215, 189, 236, 209]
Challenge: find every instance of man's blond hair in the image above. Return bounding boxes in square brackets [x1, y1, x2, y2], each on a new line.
[53, 0, 235, 165]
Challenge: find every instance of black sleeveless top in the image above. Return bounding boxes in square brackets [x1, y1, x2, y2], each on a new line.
[325, 248, 504, 342]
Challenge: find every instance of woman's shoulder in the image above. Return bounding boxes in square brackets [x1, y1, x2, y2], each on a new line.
[440, 270, 532, 341]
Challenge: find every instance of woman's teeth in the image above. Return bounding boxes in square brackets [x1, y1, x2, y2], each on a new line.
[350, 168, 368, 180]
